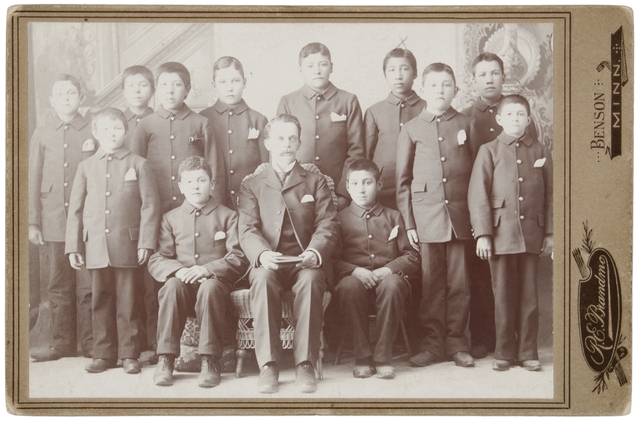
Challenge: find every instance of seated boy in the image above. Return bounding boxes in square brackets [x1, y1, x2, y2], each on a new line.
[148, 156, 248, 387]
[334, 159, 419, 379]
[238, 114, 339, 394]
[468, 95, 552, 372]
[65, 107, 160, 373]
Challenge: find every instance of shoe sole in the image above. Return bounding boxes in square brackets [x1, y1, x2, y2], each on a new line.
[154, 379, 174, 386]
[124, 368, 141, 374]
[376, 373, 396, 379]
[455, 360, 475, 367]
[257, 384, 278, 394]
[198, 377, 221, 388]
[524, 365, 541, 371]
[408, 358, 435, 367]
[297, 383, 317, 393]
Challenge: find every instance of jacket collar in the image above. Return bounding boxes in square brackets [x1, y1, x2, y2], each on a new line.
[419, 106, 458, 123]
[471, 95, 504, 112]
[95, 147, 131, 160]
[348, 201, 383, 218]
[385, 91, 422, 106]
[264, 161, 306, 191]
[300, 82, 338, 101]
[51, 112, 89, 131]
[156, 104, 192, 120]
[497, 131, 535, 147]
[124, 107, 154, 122]
[212, 99, 249, 115]
[180, 196, 219, 215]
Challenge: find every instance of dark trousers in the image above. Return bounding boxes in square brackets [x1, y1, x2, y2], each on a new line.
[335, 274, 410, 363]
[90, 267, 140, 360]
[136, 266, 160, 351]
[469, 253, 496, 349]
[46, 241, 93, 355]
[249, 266, 326, 368]
[418, 239, 471, 358]
[156, 277, 231, 358]
[488, 253, 540, 361]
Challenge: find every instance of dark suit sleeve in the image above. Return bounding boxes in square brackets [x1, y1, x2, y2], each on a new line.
[203, 118, 226, 206]
[276, 96, 289, 116]
[383, 213, 420, 276]
[64, 163, 87, 256]
[306, 176, 340, 264]
[331, 224, 358, 278]
[28, 130, 44, 227]
[336, 96, 365, 198]
[129, 122, 149, 158]
[467, 145, 494, 239]
[543, 145, 553, 235]
[257, 114, 269, 164]
[363, 107, 378, 160]
[137, 160, 161, 251]
[237, 181, 273, 266]
[469, 117, 482, 162]
[395, 126, 417, 231]
[147, 213, 183, 282]
[203, 211, 249, 286]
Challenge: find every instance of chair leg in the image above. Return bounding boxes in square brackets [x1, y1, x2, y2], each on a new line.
[334, 328, 346, 365]
[235, 348, 246, 378]
[400, 319, 412, 357]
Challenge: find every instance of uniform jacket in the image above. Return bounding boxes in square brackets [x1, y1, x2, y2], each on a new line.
[65, 148, 160, 268]
[462, 96, 538, 161]
[147, 197, 248, 287]
[130, 104, 224, 213]
[276, 82, 364, 197]
[396, 107, 476, 243]
[29, 112, 98, 242]
[364, 92, 426, 208]
[468, 131, 553, 254]
[200, 99, 268, 210]
[123, 107, 154, 150]
[333, 201, 420, 279]
[237, 161, 339, 287]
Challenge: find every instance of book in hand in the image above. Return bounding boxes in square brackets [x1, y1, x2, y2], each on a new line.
[272, 255, 304, 265]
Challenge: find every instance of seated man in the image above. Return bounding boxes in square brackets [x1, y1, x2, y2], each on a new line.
[334, 159, 419, 380]
[238, 114, 339, 394]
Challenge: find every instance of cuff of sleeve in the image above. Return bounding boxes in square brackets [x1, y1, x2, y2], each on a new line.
[255, 249, 270, 267]
[306, 248, 323, 267]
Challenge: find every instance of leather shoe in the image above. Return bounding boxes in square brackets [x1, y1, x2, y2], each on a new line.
[85, 358, 118, 373]
[295, 361, 317, 393]
[154, 355, 175, 386]
[453, 351, 475, 367]
[492, 359, 511, 371]
[352, 364, 375, 378]
[408, 350, 440, 367]
[374, 364, 396, 379]
[257, 362, 279, 394]
[198, 355, 221, 388]
[123, 358, 141, 374]
[30, 346, 63, 362]
[523, 360, 541, 371]
[148, 352, 159, 365]
[469, 344, 489, 359]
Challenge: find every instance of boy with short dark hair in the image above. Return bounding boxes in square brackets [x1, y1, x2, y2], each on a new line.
[396, 62, 476, 369]
[65, 107, 160, 374]
[122, 65, 155, 149]
[200, 56, 268, 210]
[334, 159, 419, 379]
[29, 73, 97, 362]
[277, 42, 364, 210]
[148, 156, 248, 388]
[468, 94, 552, 372]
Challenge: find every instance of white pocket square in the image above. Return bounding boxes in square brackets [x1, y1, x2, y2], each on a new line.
[457, 130, 467, 145]
[124, 168, 137, 181]
[388, 225, 399, 241]
[247, 128, 260, 139]
[214, 231, 226, 241]
[301, 194, 315, 203]
[330, 112, 347, 122]
[534, 158, 546, 168]
[82, 139, 95, 152]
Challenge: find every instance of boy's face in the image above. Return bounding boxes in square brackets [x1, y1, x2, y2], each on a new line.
[213, 65, 246, 106]
[299, 53, 332, 92]
[264, 121, 301, 165]
[422, 71, 457, 113]
[156, 72, 190, 112]
[123, 74, 154, 110]
[346, 169, 381, 210]
[385, 57, 415, 97]
[49, 80, 82, 118]
[495, 103, 530, 138]
[92, 116, 126, 154]
[473, 60, 504, 103]
[178, 168, 214, 207]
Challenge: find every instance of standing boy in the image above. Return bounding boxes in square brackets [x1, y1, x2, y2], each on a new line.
[468, 95, 552, 371]
[148, 156, 248, 387]
[122, 65, 155, 149]
[65, 108, 160, 374]
[334, 159, 419, 379]
[277, 42, 364, 209]
[29, 74, 96, 361]
[396, 63, 476, 368]
[238, 114, 339, 394]
[200, 56, 269, 210]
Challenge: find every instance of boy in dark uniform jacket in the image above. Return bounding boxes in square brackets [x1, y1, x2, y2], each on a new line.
[66, 108, 160, 374]
[238, 114, 339, 394]
[364, 48, 425, 209]
[29, 74, 97, 362]
[148, 156, 248, 388]
[200, 56, 268, 210]
[396, 63, 476, 369]
[468, 95, 552, 372]
[334, 159, 419, 380]
[122, 65, 155, 150]
[277, 42, 364, 209]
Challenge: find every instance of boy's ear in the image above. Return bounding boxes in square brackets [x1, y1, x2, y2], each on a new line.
[329, 62, 333, 74]
[453, 86, 459, 97]
[184, 84, 192, 98]
[377, 178, 384, 191]
[177, 181, 184, 194]
[210, 179, 216, 191]
[495, 114, 503, 127]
